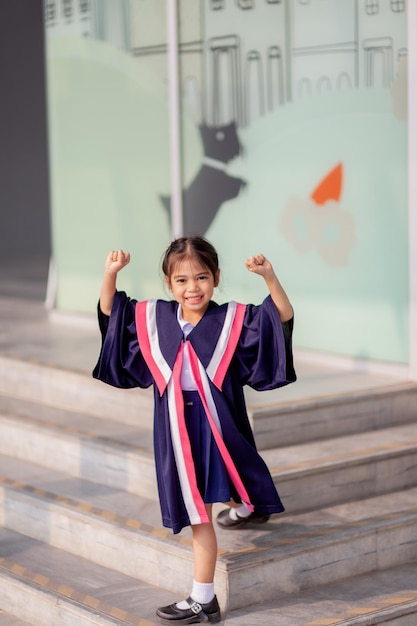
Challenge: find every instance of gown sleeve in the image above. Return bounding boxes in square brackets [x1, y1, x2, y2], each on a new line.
[233, 295, 296, 391]
[92, 291, 153, 389]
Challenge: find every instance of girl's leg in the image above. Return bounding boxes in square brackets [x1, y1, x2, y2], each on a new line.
[156, 505, 221, 623]
[191, 504, 217, 583]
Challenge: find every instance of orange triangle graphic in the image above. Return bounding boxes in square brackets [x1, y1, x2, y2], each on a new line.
[311, 162, 343, 205]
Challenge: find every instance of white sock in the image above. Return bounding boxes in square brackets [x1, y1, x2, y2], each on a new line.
[176, 599, 191, 610]
[229, 503, 251, 520]
[176, 580, 215, 609]
[175, 600, 190, 610]
[191, 580, 215, 604]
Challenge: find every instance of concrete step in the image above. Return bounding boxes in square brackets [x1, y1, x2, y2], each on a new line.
[247, 380, 417, 449]
[265, 421, 417, 512]
[1, 393, 416, 512]
[0, 354, 153, 427]
[0, 612, 33, 626]
[224, 561, 417, 625]
[2, 354, 417, 450]
[1, 452, 416, 611]
[1, 525, 416, 626]
[219, 486, 417, 611]
[0, 395, 157, 499]
[1, 510, 417, 625]
[0, 527, 177, 626]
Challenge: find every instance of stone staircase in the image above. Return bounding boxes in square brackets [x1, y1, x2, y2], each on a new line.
[0, 353, 417, 625]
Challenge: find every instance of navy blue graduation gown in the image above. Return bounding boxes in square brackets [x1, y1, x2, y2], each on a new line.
[93, 291, 296, 534]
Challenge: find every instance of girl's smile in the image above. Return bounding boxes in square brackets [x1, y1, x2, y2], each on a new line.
[166, 259, 220, 324]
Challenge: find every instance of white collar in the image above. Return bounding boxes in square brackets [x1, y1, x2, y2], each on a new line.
[177, 305, 194, 337]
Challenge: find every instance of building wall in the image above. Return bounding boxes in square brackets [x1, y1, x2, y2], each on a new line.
[0, 0, 51, 262]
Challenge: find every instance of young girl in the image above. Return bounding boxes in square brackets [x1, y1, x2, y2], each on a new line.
[93, 236, 296, 625]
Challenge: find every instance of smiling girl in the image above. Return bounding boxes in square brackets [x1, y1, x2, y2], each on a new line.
[94, 236, 296, 624]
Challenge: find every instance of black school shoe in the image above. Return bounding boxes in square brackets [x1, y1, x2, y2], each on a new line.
[216, 508, 270, 529]
[156, 595, 221, 624]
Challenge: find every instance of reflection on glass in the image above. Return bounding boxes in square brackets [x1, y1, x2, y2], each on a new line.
[267, 46, 284, 109]
[45, 1, 56, 22]
[363, 37, 393, 87]
[337, 72, 353, 89]
[317, 75, 331, 93]
[391, 0, 405, 12]
[236, 0, 255, 9]
[297, 77, 312, 98]
[209, 36, 242, 126]
[210, 0, 225, 9]
[365, 0, 379, 15]
[62, 0, 72, 20]
[246, 50, 265, 123]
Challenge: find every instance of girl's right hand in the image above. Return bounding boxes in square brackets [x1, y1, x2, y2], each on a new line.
[104, 249, 131, 274]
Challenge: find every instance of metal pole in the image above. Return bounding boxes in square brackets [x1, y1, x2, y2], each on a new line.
[408, 1, 417, 379]
[166, 0, 183, 238]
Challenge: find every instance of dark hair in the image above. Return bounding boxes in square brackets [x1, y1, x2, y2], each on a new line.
[162, 236, 219, 280]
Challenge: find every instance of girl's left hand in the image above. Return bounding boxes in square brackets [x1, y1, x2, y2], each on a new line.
[245, 254, 274, 277]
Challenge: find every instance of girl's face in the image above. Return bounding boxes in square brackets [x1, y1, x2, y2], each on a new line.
[165, 258, 220, 324]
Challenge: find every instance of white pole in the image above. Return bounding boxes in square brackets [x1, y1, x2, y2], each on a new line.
[408, 1, 417, 380]
[166, 0, 183, 238]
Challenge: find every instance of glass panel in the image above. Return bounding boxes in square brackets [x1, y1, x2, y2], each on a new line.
[176, 0, 408, 364]
[44, 0, 409, 362]
[44, 0, 171, 312]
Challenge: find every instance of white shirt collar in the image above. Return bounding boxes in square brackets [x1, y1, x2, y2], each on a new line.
[177, 305, 194, 337]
